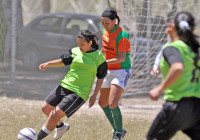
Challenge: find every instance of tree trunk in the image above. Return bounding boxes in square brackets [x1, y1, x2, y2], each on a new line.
[42, 0, 51, 13]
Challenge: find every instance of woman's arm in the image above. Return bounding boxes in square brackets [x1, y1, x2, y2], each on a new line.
[149, 62, 184, 100]
[88, 61, 108, 108]
[106, 52, 126, 64]
[39, 59, 64, 71]
[88, 78, 104, 108]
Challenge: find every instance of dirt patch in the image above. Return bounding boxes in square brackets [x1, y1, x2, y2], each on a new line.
[0, 95, 164, 120]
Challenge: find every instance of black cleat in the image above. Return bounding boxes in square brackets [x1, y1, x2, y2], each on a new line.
[112, 129, 127, 140]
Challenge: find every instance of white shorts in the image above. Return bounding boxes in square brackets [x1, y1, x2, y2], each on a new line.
[101, 69, 132, 90]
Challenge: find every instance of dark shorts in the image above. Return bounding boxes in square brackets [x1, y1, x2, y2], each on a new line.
[45, 85, 85, 118]
[147, 97, 200, 140]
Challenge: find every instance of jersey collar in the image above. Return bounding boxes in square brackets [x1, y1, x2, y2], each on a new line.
[109, 24, 118, 33]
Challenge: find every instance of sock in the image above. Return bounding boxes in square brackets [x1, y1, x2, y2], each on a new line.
[102, 105, 116, 132]
[56, 122, 64, 128]
[37, 125, 52, 140]
[110, 106, 123, 133]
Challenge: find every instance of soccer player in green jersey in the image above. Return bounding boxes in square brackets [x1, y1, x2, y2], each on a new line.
[146, 11, 200, 140]
[37, 30, 107, 140]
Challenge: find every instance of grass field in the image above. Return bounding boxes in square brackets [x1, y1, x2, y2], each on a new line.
[0, 96, 190, 140]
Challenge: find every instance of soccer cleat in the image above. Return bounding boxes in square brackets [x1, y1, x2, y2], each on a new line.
[112, 132, 123, 140]
[122, 129, 127, 138]
[54, 123, 70, 140]
[112, 129, 127, 140]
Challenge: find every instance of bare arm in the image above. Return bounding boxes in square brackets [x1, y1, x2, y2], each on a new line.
[106, 52, 126, 64]
[88, 78, 104, 108]
[39, 59, 64, 71]
[149, 62, 184, 100]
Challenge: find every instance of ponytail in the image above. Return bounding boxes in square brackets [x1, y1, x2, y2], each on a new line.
[116, 14, 120, 25]
[91, 35, 99, 50]
[184, 30, 199, 55]
[175, 11, 200, 55]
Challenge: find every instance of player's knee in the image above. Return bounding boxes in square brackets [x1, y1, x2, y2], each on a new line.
[41, 105, 49, 115]
[49, 110, 61, 121]
[98, 100, 104, 108]
[98, 100, 108, 108]
[109, 102, 118, 109]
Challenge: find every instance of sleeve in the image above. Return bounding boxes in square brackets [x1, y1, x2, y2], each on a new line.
[163, 47, 183, 66]
[60, 50, 73, 66]
[118, 38, 131, 52]
[96, 61, 108, 79]
[153, 48, 163, 69]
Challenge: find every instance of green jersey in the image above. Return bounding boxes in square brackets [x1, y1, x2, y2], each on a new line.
[160, 40, 200, 101]
[59, 47, 106, 101]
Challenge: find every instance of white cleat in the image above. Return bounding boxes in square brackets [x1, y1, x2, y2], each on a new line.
[54, 123, 70, 140]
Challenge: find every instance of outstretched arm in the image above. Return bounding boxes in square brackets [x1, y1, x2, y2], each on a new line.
[39, 59, 64, 71]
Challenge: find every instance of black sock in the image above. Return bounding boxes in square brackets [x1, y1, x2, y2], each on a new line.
[37, 129, 48, 140]
[56, 122, 64, 128]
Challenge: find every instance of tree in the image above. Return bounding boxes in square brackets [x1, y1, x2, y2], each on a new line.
[42, 0, 51, 13]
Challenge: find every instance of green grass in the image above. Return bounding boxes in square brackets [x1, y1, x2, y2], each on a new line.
[0, 97, 190, 140]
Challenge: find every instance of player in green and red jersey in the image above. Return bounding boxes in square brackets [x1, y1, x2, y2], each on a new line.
[37, 30, 107, 140]
[146, 11, 200, 140]
[91, 8, 131, 140]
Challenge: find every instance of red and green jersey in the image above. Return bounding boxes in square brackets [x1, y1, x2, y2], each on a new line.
[102, 25, 131, 70]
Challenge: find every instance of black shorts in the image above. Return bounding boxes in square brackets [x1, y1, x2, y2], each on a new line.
[45, 85, 85, 118]
[147, 97, 200, 140]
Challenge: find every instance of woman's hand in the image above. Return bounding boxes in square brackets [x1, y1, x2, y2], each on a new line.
[39, 63, 48, 71]
[88, 94, 97, 108]
[39, 59, 64, 71]
[149, 85, 163, 101]
[166, 22, 178, 42]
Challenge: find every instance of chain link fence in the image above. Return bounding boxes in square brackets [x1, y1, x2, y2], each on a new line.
[0, 0, 200, 102]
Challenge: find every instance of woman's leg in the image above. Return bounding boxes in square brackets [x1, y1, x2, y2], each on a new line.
[41, 101, 63, 126]
[45, 106, 66, 131]
[99, 88, 117, 132]
[99, 88, 110, 108]
[37, 106, 66, 140]
[109, 84, 124, 133]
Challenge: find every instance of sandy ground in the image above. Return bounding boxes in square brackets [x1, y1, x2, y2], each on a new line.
[0, 95, 164, 120]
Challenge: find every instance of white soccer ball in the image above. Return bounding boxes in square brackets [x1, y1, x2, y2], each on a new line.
[18, 127, 38, 140]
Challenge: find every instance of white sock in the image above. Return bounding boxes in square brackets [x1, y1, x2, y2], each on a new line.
[42, 125, 52, 135]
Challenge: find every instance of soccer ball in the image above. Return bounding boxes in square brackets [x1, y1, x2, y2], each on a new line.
[18, 127, 38, 140]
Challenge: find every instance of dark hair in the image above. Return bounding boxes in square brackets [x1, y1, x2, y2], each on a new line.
[174, 11, 200, 55]
[101, 8, 120, 25]
[77, 30, 99, 50]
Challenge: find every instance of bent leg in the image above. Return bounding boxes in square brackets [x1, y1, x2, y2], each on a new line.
[41, 101, 55, 116]
[45, 106, 66, 131]
[37, 106, 66, 140]
[42, 101, 63, 126]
